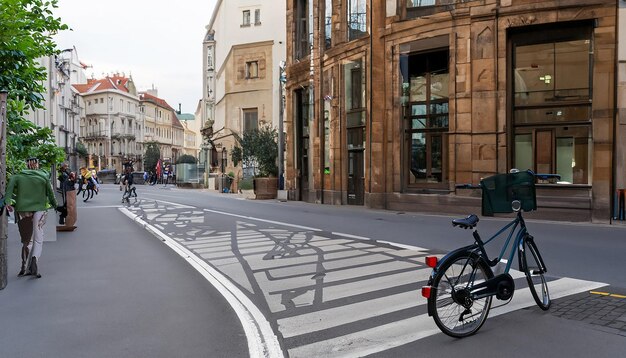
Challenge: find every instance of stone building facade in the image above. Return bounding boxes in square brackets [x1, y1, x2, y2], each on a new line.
[201, 0, 286, 180]
[285, 0, 620, 223]
[73, 74, 142, 173]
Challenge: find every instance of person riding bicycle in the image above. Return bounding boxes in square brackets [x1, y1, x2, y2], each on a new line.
[78, 167, 99, 194]
[121, 168, 137, 203]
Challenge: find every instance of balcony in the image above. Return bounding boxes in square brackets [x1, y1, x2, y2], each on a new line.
[111, 131, 136, 140]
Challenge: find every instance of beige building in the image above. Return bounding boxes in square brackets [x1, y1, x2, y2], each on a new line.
[26, 48, 86, 171]
[177, 112, 200, 158]
[202, 0, 286, 179]
[139, 91, 179, 166]
[285, 0, 623, 223]
[73, 74, 141, 173]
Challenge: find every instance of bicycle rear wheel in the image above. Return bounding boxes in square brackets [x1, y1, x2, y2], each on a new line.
[520, 237, 550, 310]
[429, 253, 493, 337]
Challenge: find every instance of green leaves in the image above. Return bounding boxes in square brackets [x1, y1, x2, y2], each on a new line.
[1, 0, 69, 178]
[144, 142, 161, 172]
[232, 126, 278, 177]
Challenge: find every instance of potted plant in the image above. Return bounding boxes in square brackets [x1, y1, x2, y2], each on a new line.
[231, 125, 278, 199]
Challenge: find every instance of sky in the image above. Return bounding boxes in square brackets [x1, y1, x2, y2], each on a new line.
[53, 0, 218, 114]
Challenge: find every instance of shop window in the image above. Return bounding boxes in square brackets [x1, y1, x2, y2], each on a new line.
[347, 0, 367, 41]
[400, 49, 449, 186]
[511, 22, 592, 184]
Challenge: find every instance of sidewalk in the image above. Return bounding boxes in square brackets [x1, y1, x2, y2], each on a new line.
[0, 204, 247, 358]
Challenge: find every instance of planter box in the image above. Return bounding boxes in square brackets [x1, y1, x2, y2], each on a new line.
[253, 177, 278, 199]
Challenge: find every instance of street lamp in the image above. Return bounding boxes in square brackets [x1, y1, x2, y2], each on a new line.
[278, 60, 286, 190]
[221, 147, 227, 192]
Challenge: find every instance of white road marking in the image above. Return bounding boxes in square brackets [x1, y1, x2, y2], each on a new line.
[120, 207, 283, 358]
[204, 208, 321, 232]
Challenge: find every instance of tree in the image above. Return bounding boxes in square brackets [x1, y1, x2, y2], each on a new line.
[231, 126, 278, 177]
[144, 142, 161, 172]
[0, 0, 68, 176]
[176, 154, 197, 164]
[1, 0, 68, 289]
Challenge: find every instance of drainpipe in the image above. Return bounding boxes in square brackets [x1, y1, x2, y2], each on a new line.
[368, 0, 373, 199]
[611, 11, 619, 222]
[309, 0, 314, 201]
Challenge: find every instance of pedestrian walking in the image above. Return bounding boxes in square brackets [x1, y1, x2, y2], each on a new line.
[4, 157, 58, 278]
[57, 171, 77, 232]
[163, 165, 169, 187]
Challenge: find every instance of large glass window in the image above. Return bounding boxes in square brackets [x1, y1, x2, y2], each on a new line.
[347, 0, 367, 41]
[344, 59, 366, 150]
[295, 0, 310, 59]
[325, 0, 332, 49]
[512, 23, 592, 184]
[400, 49, 449, 186]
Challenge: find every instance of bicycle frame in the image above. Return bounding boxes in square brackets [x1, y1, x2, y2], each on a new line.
[474, 210, 528, 273]
[430, 211, 530, 302]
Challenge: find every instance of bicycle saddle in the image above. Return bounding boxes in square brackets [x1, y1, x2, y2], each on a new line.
[452, 214, 479, 229]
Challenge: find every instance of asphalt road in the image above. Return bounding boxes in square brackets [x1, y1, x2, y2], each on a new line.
[0, 187, 248, 358]
[2, 183, 623, 357]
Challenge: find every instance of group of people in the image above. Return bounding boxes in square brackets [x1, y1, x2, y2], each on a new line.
[145, 164, 172, 187]
[1, 158, 86, 279]
[1, 159, 142, 278]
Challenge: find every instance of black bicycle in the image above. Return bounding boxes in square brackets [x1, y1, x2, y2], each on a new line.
[77, 178, 97, 202]
[422, 170, 558, 337]
[121, 184, 137, 204]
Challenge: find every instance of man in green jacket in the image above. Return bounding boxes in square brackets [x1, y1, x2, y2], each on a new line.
[4, 157, 57, 278]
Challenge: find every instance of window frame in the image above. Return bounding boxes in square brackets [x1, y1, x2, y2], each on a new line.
[509, 21, 594, 186]
[254, 9, 261, 25]
[242, 108, 259, 132]
[401, 48, 450, 189]
[245, 61, 259, 79]
[294, 0, 310, 60]
[347, 0, 367, 42]
[242, 10, 251, 27]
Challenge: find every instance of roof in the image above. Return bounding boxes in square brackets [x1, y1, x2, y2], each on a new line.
[172, 111, 184, 128]
[72, 74, 132, 94]
[176, 113, 195, 121]
[139, 92, 175, 110]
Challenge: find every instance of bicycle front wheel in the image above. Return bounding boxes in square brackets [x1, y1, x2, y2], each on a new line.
[520, 237, 551, 310]
[429, 253, 493, 338]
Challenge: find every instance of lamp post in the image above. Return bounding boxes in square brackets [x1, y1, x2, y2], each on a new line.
[221, 147, 227, 192]
[278, 61, 286, 190]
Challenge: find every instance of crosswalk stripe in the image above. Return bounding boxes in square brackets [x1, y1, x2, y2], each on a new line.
[120, 201, 607, 358]
[278, 290, 422, 338]
[285, 277, 606, 358]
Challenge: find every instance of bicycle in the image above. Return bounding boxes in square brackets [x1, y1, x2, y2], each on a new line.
[77, 177, 97, 202]
[121, 184, 137, 204]
[421, 169, 558, 338]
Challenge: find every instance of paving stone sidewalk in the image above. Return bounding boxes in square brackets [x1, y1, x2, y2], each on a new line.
[551, 287, 626, 336]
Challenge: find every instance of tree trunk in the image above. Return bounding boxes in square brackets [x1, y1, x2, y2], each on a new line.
[1, 91, 8, 290]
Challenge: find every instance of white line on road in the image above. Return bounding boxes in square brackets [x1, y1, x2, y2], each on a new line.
[120, 208, 284, 358]
[204, 208, 322, 232]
